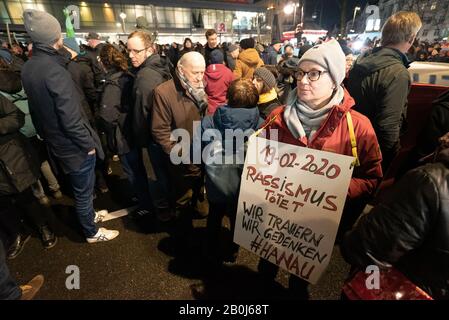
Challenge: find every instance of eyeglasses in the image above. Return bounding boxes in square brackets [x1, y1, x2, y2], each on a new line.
[296, 70, 328, 82]
[128, 47, 149, 55]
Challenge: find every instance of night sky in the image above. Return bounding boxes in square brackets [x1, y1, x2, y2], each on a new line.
[312, 0, 372, 31]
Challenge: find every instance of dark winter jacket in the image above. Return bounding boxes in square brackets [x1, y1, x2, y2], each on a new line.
[0, 95, 39, 195]
[347, 47, 411, 171]
[204, 63, 234, 115]
[203, 45, 223, 67]
[83, 43, 106, 87]
[341, 148, 449, 299]
[98, 70, 134, 155]
[64, 51, 96, 124]
[132, 54, 172, 147]
[21, 44, 104, 174]
[265, 46, 279, 65]
[200, 105, 263, 203]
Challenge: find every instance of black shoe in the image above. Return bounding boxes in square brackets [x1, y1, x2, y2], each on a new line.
[39, 225, 57, 249]
[128, 208, 152, 220]
[7, 234, 31, 259]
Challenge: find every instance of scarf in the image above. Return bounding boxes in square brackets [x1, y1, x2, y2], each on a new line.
[283, 86, 345, 140]
[258, 88, 278, 104]
[177, 70, 208, 112]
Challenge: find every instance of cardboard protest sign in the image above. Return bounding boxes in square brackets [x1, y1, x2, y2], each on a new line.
[234, 136, 354, 284]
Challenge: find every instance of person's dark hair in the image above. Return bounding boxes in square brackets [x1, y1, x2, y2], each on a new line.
[227, 79, 259, 108]
[99, 44, 128, 72]
[205, 29, 217, 39]
[184, 38, 192, 48]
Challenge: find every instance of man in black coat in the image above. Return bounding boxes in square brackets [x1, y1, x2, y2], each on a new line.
[20, 9, 118, 243]
[126, 30, 172, 218]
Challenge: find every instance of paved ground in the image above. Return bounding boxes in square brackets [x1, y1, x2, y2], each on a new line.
[7, 160, 350, 300]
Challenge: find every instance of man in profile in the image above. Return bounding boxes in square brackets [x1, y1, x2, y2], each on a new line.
[347, 11, 422, 172]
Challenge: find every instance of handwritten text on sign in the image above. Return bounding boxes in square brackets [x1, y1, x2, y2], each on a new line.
[234, 136, 354, 284]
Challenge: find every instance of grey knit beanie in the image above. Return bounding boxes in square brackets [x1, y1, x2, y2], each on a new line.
[254, 67, 277, 90]
[298, 39, 346, 85]
[23, 9, 61, 45]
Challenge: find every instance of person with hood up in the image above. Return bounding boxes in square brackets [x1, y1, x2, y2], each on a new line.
[234, 38, 264, 80]
[258, 39, 383, 299]
[199, 78, 264, 268]
[252, 66, 282, 119]
[204, 49, 235, 115]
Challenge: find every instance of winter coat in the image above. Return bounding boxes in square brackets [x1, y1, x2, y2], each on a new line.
[202, 45, 223, 67]
[132, 54, 172, 147]
[0, 95, 39, 195]
[234, 48, 264, 80]
[98, 70, 134, 155]
[0, 69, 35, 138]
[341, 148, 449, 299]
[265, 46, 279, 65]
[262, 88, 383, 200]
[21, 44, 104, 174]
[152, 72, 203, 156]
[204, 63, 234, 115]
[201, 105, 263, 203]
[65, 54, 96, 124]
[83, 43, 106, 87]
[347, 47, 411, 170]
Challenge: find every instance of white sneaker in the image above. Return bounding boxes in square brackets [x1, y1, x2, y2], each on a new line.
[86, 227, 119, 243]
[94, 210, 108, 223]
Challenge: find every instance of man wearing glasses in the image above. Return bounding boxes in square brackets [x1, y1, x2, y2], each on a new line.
[126, 30, 172, 219]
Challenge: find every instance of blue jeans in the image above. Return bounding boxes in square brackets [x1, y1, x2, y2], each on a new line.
[120, 148, 152, 211]
[67, 154, 98, 238]
[0, 242, 21, 300]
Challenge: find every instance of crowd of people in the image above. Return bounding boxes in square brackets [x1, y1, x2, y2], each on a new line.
[0, 8, 448, 300]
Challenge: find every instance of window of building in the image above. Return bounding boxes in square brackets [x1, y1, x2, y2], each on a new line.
[434, 29, 440, 36]
[422, 29, 429, 37]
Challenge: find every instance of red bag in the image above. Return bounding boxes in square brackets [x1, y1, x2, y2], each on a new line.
[342, 267, 433, 300]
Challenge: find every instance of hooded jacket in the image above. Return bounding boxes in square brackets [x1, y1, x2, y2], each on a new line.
[204, 63, 234, 115]
[201, 106, 263, 203]
[341, 148, 449, 299]
[347, 47, 411, 170]
[234, 48, 264, 80]
[132, 53, 171, 147]
[262, 88, 383, 200]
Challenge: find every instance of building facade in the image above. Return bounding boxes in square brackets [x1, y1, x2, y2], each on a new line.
[0, 0, 271, 44]
[378, 0, 449, 42]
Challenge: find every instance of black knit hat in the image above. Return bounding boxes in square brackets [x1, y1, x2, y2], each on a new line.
[254, 67, 277, 90]
[210, 49, 224, 64]
[240, 38, 255, 50]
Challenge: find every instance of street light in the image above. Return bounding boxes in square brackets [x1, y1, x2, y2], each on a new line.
[352, 6, 361, 32]
[119, 12, 127, 33]
[284, 4, 294, 15]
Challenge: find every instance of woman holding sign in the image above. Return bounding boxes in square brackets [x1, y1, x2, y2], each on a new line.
[258, 39, 383, 299]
